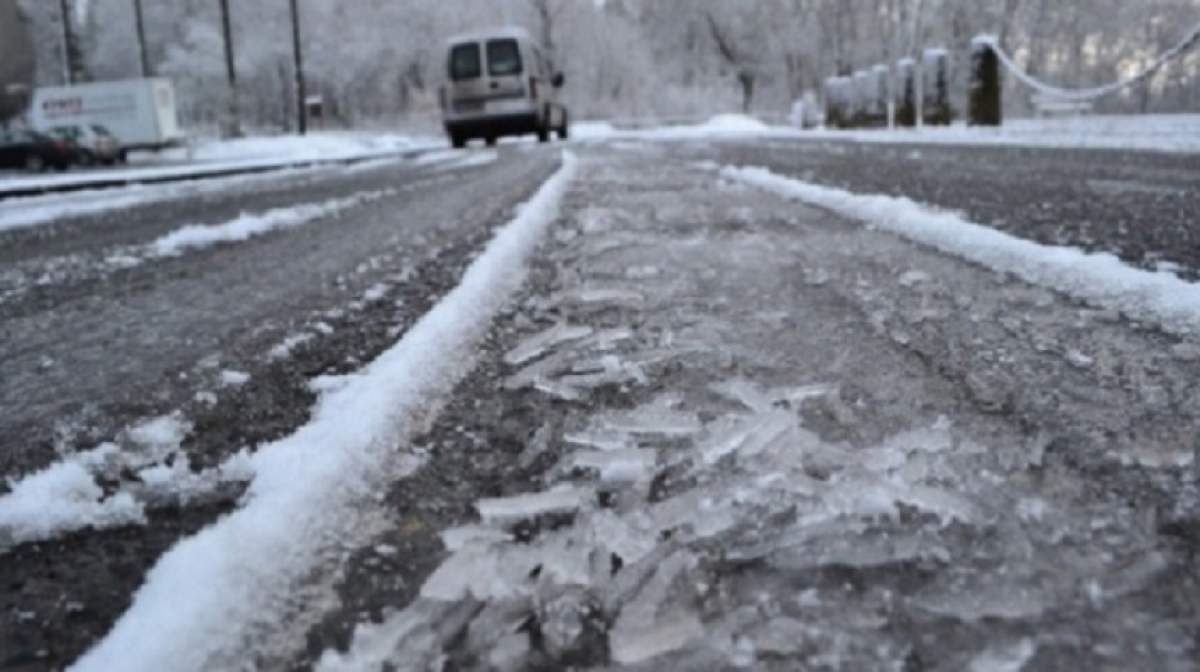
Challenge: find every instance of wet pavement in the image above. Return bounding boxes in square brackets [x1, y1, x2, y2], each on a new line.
[2, 138, 1198, 670]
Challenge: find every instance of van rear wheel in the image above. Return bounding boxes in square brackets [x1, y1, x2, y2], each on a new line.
[450, 134, 466, 149]
[537, 123, 550, 143]
[556, 110, 570, 140]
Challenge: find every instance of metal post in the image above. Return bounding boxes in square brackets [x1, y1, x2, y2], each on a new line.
[289, 0, 307, 135]
[218, 0, 241, 138]
[58, 0, 73, 85]
[132, 0, 152, 78]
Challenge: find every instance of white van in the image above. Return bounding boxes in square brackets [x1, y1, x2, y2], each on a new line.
[439, 28, 569, 148]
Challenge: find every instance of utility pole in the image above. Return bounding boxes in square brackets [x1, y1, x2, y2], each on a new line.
[58, 0, 73, 85]
[289, 0, 307, 135]
[217, 0, 241, 138]
[132, 0, 152, 78]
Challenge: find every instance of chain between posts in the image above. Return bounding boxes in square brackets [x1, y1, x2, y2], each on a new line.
[975, 21, 1200, 103]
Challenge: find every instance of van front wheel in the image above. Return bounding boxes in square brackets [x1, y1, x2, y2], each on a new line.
[536, 123, 550, 143]
[450, 133, 466, 149]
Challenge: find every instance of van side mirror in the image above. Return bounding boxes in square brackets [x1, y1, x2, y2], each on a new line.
[551, 73, 565, 88]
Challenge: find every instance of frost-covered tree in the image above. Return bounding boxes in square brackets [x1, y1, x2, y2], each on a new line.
[11, 0, 1198, 128]
[0, 0, 36, 125]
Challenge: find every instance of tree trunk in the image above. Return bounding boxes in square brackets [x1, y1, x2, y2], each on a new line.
[739, 71, 754, 113]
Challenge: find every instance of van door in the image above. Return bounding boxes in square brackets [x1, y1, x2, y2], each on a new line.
[482, 38, 530, 114]
[448, 42, 487, 115]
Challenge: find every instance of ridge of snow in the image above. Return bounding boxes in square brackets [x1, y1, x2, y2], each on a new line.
[70, 151, 578, 672]
[149, 189, 394, 257]
[723, 165, 1200, 336]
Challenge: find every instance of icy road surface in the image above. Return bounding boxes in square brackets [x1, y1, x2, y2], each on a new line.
[1, 138, 1198, 670]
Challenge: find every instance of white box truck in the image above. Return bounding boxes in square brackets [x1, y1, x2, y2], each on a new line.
[31, 78, 186, 160]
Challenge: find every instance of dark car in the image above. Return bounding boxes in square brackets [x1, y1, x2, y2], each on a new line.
[0, 130, 76, 172]
[48, 124, 122, 166]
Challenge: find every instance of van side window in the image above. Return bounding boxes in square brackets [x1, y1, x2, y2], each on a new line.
[486, 39, 523, 77]
[449, 43, 482, 81]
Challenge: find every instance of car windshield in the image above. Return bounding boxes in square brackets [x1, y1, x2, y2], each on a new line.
[448, 43, 481, 81]
[52, 127, 81, 139]
[91, 125, 113, 137]
[486, 39, 522, 77]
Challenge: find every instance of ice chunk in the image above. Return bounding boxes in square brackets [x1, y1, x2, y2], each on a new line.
[586, 510, 657, 567]
[220, 370, 251, 387]
[898, 269, 931, 288]
[968, 638, 1037, 672]
[503, 350, 576, 391]
[440, 525, 513, 552]
[557, 286, 645, 310]
[598, 399, 701, 439]
[767, 527, 951, 571]
[749, 618, 809, 656]
[711, 379, 775, 413]
[699, 410, 794, 466]
[610, 611, 705, 665]
[503, 323, 594, 367]
[421, 544, 531, 601]
[476, 486, 592, 528]
[569, 449, 657, 483]
[563, 430, 633, 452]
[913, 582, 1048, 623]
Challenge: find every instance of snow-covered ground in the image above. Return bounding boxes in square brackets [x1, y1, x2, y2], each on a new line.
[804, 114, 1200, 153]
[575, 113, 1200, 154]
[722, 164, 1200, 336]
[0, 131, 444, 196]
[68, 152, 578, 672]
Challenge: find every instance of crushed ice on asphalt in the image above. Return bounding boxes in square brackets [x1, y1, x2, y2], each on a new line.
[71, 151, 579, 672]
[319, 151, 1195, 671]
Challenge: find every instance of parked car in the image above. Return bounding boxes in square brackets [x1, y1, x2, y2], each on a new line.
[0, 130, 76, 172]
[439, 27, 569, 148]
[48, 124, 122, 165]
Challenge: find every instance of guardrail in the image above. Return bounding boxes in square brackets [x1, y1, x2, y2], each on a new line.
[823, 20, 1200, 129]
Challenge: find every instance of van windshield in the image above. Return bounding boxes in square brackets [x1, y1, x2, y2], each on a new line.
[486, 39, 522, 77]
[448, 43, 482, 81]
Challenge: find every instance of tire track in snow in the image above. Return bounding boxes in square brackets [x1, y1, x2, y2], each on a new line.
[70, 151, 578, 672]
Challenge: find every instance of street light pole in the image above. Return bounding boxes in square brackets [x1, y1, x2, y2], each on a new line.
[58, 0, 73, 85]
[289, 0, 307, 135]
[132, 0, 152, 78]
[218, 0, 241, 138]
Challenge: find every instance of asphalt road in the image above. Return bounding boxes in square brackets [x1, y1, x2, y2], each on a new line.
[1, 137, 1197, 670]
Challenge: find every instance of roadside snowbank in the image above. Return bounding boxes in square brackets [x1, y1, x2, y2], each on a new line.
[803, 115, 1200, 154]
[723, 165, 1200, 336]
[575, 114, 800, 143]
[71, 151, 579, 672]
[0, 131, 444, 197]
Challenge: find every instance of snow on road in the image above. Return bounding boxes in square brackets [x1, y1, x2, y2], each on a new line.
[318, 147, 1198, 671]
[0, 165, 335, 234]
[573, 113, 1200, 154]
[804, 114, 1200, 154]
[148, 188, 395, 257]
[69, 151, 578, 671]
[0, 132, 444, 197]
[723, 164, 1200, 336]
